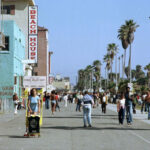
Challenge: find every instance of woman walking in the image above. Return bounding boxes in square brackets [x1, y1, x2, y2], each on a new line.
[13, 93, 19, 114]
[50, 90, 56, 115]
[55, 92, 60, 112]
[101, 93, 108, 114]
[145, 91, 150, 120]
[117, 92, 125, 125]
[24, 88, 41, 136]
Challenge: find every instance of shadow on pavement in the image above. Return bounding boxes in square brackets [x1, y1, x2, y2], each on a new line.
[41, 126, 150, 131]
[43, 115, 118, 120]
[0, 135, 28, 139]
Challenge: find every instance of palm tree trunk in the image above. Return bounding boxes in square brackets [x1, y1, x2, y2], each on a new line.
[119, 57, 120, 83]
[129, 44, 132, 83]
[111, 60, 113, 81]
[105, 67, 107, 91]
[115, 54, 118, 94]
[122, 55, 124, 79]
[123, 49, 126, 80]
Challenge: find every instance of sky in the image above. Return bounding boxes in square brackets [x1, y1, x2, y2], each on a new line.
[35, 0, 150, 84]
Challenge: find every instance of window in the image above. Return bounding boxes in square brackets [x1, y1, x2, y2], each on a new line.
[33, 72, 38, 76]
[19, 76, 23, 86]
[2, 36, 9, 51]
[1, 5, 15, 15]
[14, 76, 17, 85]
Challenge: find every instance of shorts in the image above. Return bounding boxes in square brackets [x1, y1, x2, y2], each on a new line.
[51, 100, 56, 104]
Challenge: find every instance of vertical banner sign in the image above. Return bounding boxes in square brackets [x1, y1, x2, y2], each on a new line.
[29, 6, 38, 63]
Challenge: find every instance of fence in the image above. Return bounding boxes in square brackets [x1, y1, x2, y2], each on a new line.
[0, 99, 14, 113]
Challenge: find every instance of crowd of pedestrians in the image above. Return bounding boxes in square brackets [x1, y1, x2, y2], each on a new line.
[12, 86, 150, 129]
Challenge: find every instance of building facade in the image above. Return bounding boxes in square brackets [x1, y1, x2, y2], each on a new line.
[0, 21, 25, 100]
[32, 26, 50, 86]
[2, 0, 35, 59]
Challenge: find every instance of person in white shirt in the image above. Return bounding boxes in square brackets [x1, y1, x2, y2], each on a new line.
[76, 92, 83, 112]
[101, 93, 108, 113]
[63, 93, 68, 107]
[117, 92, 125, 125]
[82, 91, 94, 127]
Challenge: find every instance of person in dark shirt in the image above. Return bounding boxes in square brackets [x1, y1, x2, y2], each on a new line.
[125, 87, 133, 125]
[45, 93, 50, 109]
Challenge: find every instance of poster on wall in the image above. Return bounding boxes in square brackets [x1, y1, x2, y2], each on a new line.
[28, 6, 38, 63]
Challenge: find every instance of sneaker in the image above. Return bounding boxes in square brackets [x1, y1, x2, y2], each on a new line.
[83, 125, 87, 128]
[24, 132, 29, 137]
[88, 124, 92, 127]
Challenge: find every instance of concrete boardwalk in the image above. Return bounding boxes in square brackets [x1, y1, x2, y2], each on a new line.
[0, 103, 150, 150]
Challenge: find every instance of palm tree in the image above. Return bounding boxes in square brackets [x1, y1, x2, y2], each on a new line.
[124, 20, 139, 82]
[118, 25, 129, 79]
[118, 20, 139, 82]
[77, 69, 85, 91]
[85, 65, 93, 90]
[131, 69, 136, 81]
[103, 54, 111, 89]
[93, 60, 102, 91]
[125, 66, 129, 79]
[144, 64, 150, 88]
[107, 43, 118, 81]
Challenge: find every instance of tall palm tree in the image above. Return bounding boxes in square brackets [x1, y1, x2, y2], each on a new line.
[107, 43, 118, 81]
[77, 69, 85, 90]
[84, 65, 93, 90]
[144, 64, 150, 88]
[103, 54, 111, 89]
[93, 60, 102, 91]
[124, 20, 139, 82]
[118, 25, 129, 79]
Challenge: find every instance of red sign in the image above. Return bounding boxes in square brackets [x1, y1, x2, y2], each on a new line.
[29, 35, 37, 61]
[29, 6, 38, 63]
[29, 6, 38, 35]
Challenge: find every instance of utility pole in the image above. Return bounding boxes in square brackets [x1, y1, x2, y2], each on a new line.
[99, 63, 102, 91]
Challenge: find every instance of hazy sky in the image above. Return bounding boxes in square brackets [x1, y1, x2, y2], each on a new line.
[35, 0, 150, 84]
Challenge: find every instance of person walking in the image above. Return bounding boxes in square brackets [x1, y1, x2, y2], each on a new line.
[45, 93, 50, 109]
[125, 87, 133, 125]
[117, 92, 125, 125]
[101, 93, 108, 114]
[76, 92, 83, 112]
[55, 92, 60, 112]
[24, 88, 41, 136]
[13, 93, 19, 114]
[50, 90, 56, 115]
[82, 91, 94, 128]
[145, 91, 150, 120]
[63, 93, 68, 107]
